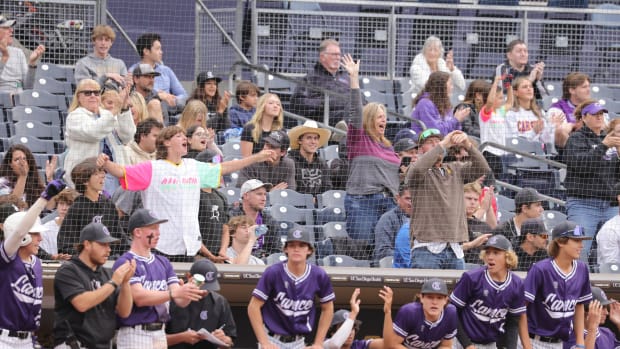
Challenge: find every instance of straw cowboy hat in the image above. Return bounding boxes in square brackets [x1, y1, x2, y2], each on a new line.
[288, 120, 332, 150]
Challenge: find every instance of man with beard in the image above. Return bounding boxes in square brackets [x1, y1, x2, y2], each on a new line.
[132, 64, 163, 120]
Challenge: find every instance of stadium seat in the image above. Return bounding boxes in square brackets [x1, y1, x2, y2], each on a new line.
[496, 194, 515, 212]
[317, 190, 345, 209]
[269, 204, 314, 225]
[599, 263, 620, 274]
[0, 92, 12, 108]
[322, 254, 370, 268]
[34, 77, 74, 96]
[379, 256, 393, 268]
[268, 189, 315, 209]
[9, 135, 56, 154]
[497, 209, 515, 224]
[217, 187, 241, 205]
[362, 89, 396, 112]
[314, 206, 346, 226]
[14, 90, 67, 111]
[541, 210, 567, 231]
[360, 77, 393, 94]
[35, 62, 74, 83]
[220, 140, 242, 159]
[503, 137, 548, 170]
[265, 252, 288, 265]
[14, 121, 62, 141]
[7, 106, 63, 126]
[318, 144, 339, 162]
[32, 153, 52, 170]
[320, 222, 349, 239]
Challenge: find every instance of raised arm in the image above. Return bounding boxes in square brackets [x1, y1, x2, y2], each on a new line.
[220, 149, 275, 174]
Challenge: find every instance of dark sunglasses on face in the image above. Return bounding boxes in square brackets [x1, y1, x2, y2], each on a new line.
[80, 90, 101, 97]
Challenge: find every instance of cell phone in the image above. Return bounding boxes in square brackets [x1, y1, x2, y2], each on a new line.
[400, 157, 411, 168]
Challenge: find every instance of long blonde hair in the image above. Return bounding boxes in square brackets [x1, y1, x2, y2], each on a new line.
[512, 77, 542, 119]
[248, 93, 284, 143]
[69, 79, 100, 112]
[129, 92, 148, 124]
[362, 102, 391, 146]
[178, 99, 208, 131]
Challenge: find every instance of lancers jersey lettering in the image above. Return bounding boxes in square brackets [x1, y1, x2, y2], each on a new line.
[393, 302, 457, 348]
[0, 242, 43, 331]
[251, 261, 335, 336]
[113, 251, 179, 327]
[450, 267, 526, 344]
[524, 258, 592, 341]
[121, 159, 221, 256]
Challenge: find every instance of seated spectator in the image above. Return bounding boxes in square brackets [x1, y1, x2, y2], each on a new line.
[229, 179, 279, 259]
[177, 99, 208, 131]
[393, 220, 411, 268]
[393, 138, 418, 183]
[229, 80, 260, 129]
[564, 286, 620, 349]
[463, 182, 494, 264]
[411, 71, 470, 135]
[506, 77, 560, 144]
[40, 188, 75, 261]
[596, 182, 620, 267]
[237, 130, 296, 190]
[225, 215, 264, 265]
[191, 71, 231, 133]
[124, 118, 163, 165]
[373, 185, 411, 265]
[0, 144, 46, 208]
[184, 125, 221, 159]
[58, 157, 127, 256]
[74, 25, 128, 87]
[101, 88, 122, 116]
[514, 218, 549, 272]
[454, 79, 491, 138]
[166, 259, 236, 348]
[129, 91, 149, 125]
[0, 15, 45, 94]
[131, 64, 164, 121]
[408, 36, 465, 97]
[63, 79, 136, 190]
[548, 72, 591, 149]
[130, 33, 188, 117]
[479, 75, 514, 177]
[290, 39, 351, 126]
[287, 120, 332, 195]
[493, 187, 544, 245]
[495, 39, 546, 101]
[240, 93, 284, 157]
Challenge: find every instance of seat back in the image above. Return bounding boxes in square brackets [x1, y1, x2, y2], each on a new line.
[269, 189, 315, 209]
[14, 120, 62, 140]
[14, 90, 67, 111]
[269, 204, 314, 225]
[317, 190, 345, 209]
[322, 254, 370, 267]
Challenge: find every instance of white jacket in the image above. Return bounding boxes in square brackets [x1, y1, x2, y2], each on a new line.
[409, 53, 466, 95]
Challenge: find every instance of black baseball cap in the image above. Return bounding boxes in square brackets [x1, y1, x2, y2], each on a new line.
[394, 138, 418, 153]
[189, 259, 220, 291]
[521, 218, 547, 236]
[483, 234, 513, 251]
[421, 278, 448, 296]
[128, 209, 168, 233]
[591, 286, 615, 306]
[330, 309, 362, 328]
[79, 222, 119, 243]
[196, 71, 222, 85]
[285, 228, 313, 248]
[263, 129, 290, 150]
[551, 221, 592, 240]
[514, 188, 543, 208]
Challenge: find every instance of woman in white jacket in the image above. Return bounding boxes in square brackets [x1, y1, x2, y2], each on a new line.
[63, 78, 136, 191]
[409, 36, 466, 96]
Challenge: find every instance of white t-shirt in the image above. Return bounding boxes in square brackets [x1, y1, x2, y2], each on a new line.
[479, 105, 509, 156]
[41, 219, 60, 255]
[505, 107, 555, 144]
[226, 246, 265, 265]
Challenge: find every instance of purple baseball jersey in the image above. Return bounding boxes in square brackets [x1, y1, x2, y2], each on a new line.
[0, 242, 43, 331]
[392, 302, 457, 348]
[351, 339, 372, 349]
[450, 267, 526, 344]
[563, 327, 620, 349]
[251, 261, 335, 336]
[113, 251, 179, 327]
[524, 258, 592, 341]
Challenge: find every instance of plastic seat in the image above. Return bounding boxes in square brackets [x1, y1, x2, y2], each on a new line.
[269, 189, 315, 209]
[217, 187, 241, 205]
[9, 135, 56, 154]
[360, 77, 393, 94]
[35, 62, 74, 82]
[320, 222, 349, 239]
[322, 254, 370, 268]
[0, 92, 12, 108]
[496, 194, 515, 212]
[14, 120, 62, 141]
[14, 90, 67, 111]
[362, 89, 396, 112]
[318, 145, 339, 162]
[542, 210, 567, 231]
[220, 140, 242, 159]
[314, 206, 346, 225]
[379, 256, 393, 268]
[7, 106, 63, 126]
[317, 190, 345, 209]
[497, 209, 515, 224]
[269, 204, 314, 225]
[266, 252, 288, 265]
[34, 77, 73, 96]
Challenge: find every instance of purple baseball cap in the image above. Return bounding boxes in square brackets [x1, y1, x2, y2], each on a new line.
[581, 103, 608, 116]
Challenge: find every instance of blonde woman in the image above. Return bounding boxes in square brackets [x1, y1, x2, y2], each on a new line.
[240, 93, 284, 157]
[177, 99, 208, 131]
[129, 91, 149, 125]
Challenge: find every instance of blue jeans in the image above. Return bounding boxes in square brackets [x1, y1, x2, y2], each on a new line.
[411, 246, 464, 270]
[566, 197, 617, 263]
[345, 193, 396, 244]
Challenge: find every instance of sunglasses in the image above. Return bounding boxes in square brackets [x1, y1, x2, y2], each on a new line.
[419, 128, 441, 143]
[80, 90, 101, 97]
[537, 234, 549, 239]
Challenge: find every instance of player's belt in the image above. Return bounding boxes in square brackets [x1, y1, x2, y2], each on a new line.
[529, 333, 561, 343]
[268, 331, 304, 343]
[0, 329, 31, 339]
[133, 322, 164, 331]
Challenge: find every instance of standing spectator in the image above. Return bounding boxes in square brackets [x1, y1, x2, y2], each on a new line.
[237, 130, 296, 191]
[408, 36, 466, 97]
[0, 144, 46, 207]
[521, 221, 592, 349]
[506, 77, 559, 144]
[240, 93, 284, 157]
[74, 25, 128, 86]
[564, 100, 620, 261]
[58, 158, 127, 256]
[225, 215, 264, 265]
[0, 179, 64, 348]
[394, 138, 418, 183]
[454, 79, 491, 138]
[514, 218, 549, 272]
[40, 188, 75, 261]
[130, 92, 149, 125]
[229, 179, 279, 259]
[493, 187, 544, 245]
[450, 235, 527, 349]
[130, 33, 188, 117]
[63, 79, 136, 190]
[113, 209, 205, 349]
[229, 80, 260, 129]
[99, 125, 273, 261]
[380, 280, 457, 348]
[548, 72, 591, 149]
[411, 71, 471, 135]
[53, 222, 136, 349]
[372, 185, 411, 265]
[132, 64, 164, 122]
[166, 259, 236, 349]
[177, 100, 208, 131]
[248, 228, 335, 349]
[342, 55, 400, 249]
[597, 182, 620, 267]
[406, 129, 490, 270]
[287, 120, 332, 195]
[0, 15, 45, 94]
[190, 71, 231, 133]
[494, 39, 546, 101]
[290, 39, 351, 126]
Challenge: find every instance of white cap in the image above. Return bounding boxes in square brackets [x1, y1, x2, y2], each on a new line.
[3, 212, 45, 247]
